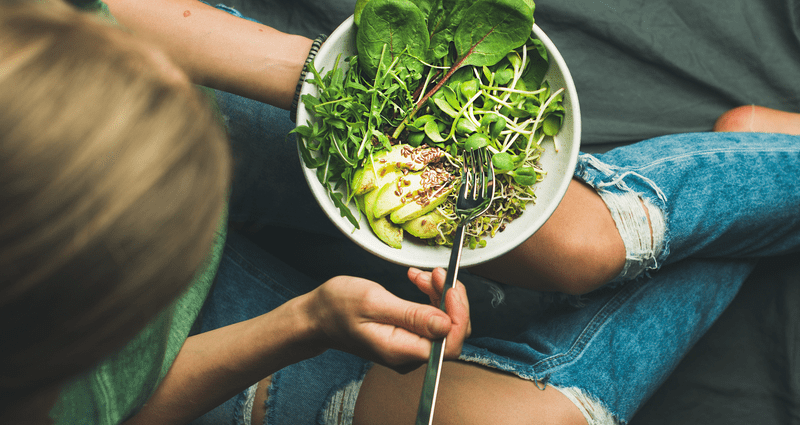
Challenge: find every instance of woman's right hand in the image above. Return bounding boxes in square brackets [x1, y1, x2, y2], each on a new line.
[299, 268, 470, 372]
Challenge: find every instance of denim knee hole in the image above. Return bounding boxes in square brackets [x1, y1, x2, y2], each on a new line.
[575, 154, 667, 284]
[319, 378, 365, 425]
[598, 190, 665, 283]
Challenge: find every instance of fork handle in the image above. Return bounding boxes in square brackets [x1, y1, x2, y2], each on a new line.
[439, 223, 466, 310]
[414, 224, 467, 425]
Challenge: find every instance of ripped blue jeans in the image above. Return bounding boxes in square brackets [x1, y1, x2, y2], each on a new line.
[260, 132, 800, 425]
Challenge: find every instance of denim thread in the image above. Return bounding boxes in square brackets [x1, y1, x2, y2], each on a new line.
[242, 383, 258, 425]
[554, 386, 619, 425]
[317, 362, 371, 425]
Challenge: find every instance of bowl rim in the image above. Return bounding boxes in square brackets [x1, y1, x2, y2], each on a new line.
[296, 15, 582, 269]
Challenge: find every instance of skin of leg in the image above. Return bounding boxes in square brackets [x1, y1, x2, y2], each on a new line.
[713, 105, 800, 135]
[353, 362, 586, 425]
[469, 179, 626, 295]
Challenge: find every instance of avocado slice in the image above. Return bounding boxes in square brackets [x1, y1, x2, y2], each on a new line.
[357, 168, 404, 249]
[389, 180, 455, 224]
[401, 209, 448, 239]
[357, 193, 403, 249]
[373, 163, 457, 220]
[372, 172, 424, 219]
[352, 144, 445, 195]
[352, 161, 390, 196]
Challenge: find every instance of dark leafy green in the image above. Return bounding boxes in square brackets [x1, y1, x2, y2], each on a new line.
[426, 0, 469, 60]
[454, 0, 533, 68]
[390, 0, 534, 135]
[356, 0, 429, 80]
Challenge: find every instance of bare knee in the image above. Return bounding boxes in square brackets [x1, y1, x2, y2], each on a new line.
[547, 222, 627, 295]
[714, 105, 800, 135]
[714, 105, 756, 132]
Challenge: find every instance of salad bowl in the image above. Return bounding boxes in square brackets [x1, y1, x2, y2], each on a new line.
[296, 15, 581, 269]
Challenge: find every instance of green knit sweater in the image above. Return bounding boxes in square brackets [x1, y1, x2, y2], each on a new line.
[50, 2, 228, 423]
[50, 210, 227, 424]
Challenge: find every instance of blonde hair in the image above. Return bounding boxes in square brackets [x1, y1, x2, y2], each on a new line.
[0, 0, 231, 413]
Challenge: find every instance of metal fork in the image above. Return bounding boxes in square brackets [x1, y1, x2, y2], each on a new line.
[415, 147, 496, 425]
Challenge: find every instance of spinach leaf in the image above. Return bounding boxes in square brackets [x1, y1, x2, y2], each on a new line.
[391, 0, 534, 135]
[427, 0, 470, 60]
[409, 0, 437, 16]
[353, 0, 370, 26]
[454, 0, 534, 68]
[356, 0, 429, 80]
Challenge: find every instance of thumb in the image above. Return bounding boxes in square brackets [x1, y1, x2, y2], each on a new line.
[379, 296, 452, 339]
[423, 308, 452, 338]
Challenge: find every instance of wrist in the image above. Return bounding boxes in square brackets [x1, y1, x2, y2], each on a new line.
[284, 291, 329, 359]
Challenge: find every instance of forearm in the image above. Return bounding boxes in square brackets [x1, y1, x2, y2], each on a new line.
[123, 272, 469, 424]
[124, 296, 321, 425]
[104, 0, 313, 109]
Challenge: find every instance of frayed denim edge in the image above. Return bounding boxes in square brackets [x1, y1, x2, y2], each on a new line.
[241, 383, 258, 425]
[575, 153, 669, 285]
[264, 372, 281, 425]
[553, 386, 621, 425]
[317, 361, 374, 425]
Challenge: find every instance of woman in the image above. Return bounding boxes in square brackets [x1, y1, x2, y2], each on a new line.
[0, 2, 469, 424]
[9, 0, 799, 424]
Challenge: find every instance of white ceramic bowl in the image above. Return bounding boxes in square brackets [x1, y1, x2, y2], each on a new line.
[296, 15, 581, 269]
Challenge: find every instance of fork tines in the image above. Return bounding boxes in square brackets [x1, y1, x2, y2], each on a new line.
[464, 148, 493, 201]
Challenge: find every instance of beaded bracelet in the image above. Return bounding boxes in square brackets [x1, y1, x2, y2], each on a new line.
[290, 34, 328, 122]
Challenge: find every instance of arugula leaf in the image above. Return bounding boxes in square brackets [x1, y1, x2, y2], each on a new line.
[328, 182, 360, 228]
[294, 131, 325, 168]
